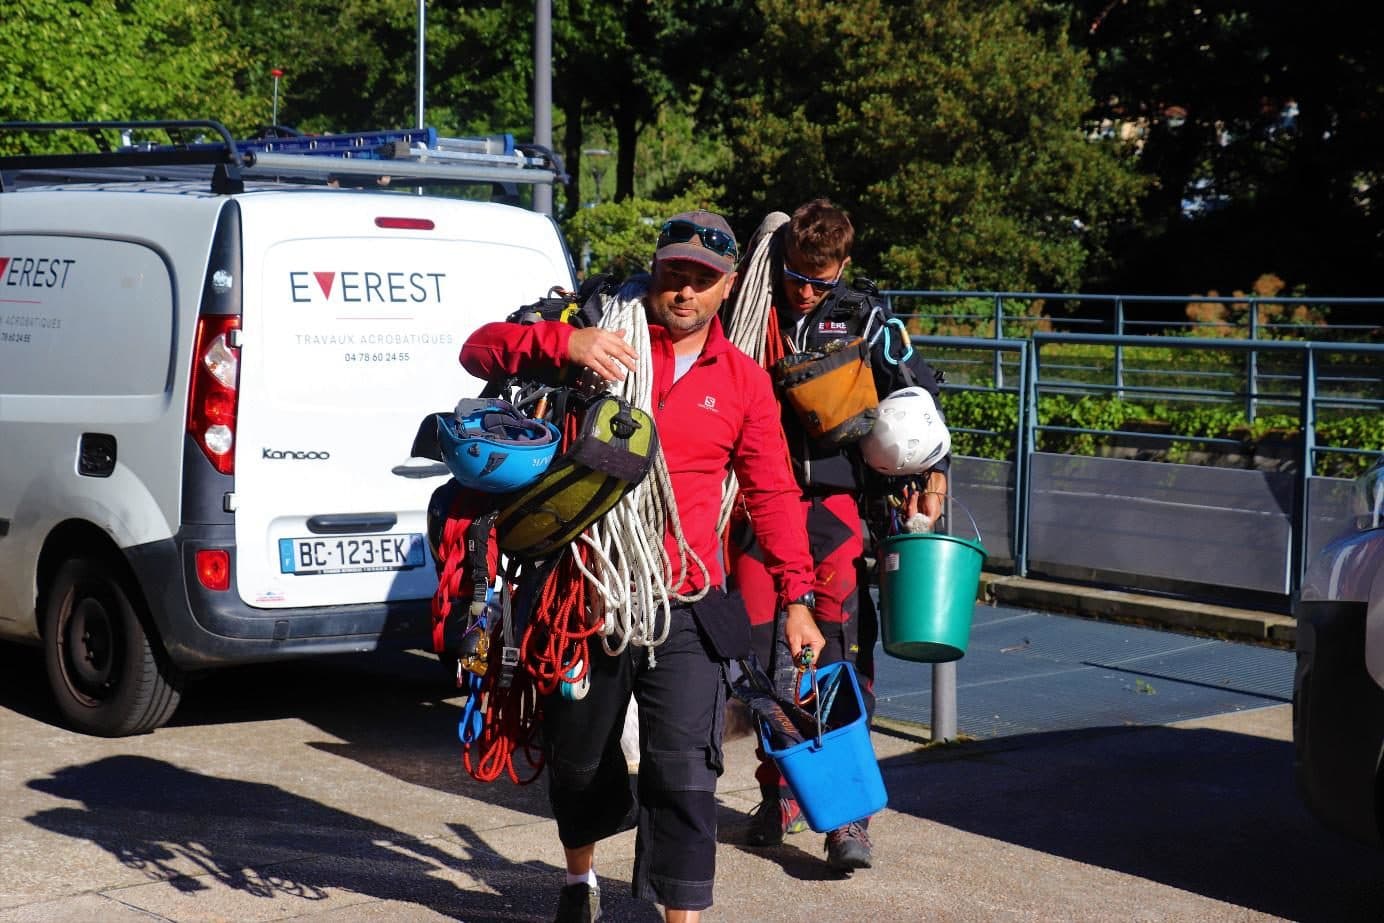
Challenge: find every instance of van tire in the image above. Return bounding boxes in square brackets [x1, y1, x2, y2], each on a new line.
[43, 558, 183, 736]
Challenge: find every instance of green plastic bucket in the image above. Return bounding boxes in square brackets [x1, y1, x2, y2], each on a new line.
[879, 506, 986, 663]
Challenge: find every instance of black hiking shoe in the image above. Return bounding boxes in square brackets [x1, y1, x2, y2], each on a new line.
[825, 821, 874, 870]
[553, 882, 601, 923]
[746, 790, 807, 846]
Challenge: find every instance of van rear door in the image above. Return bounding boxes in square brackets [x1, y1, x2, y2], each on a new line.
[230, 194, 572, 609]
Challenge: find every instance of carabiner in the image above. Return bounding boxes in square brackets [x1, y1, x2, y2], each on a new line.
[794, 648, 818, 708]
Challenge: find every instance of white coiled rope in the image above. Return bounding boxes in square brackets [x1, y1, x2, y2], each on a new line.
[572, 278, 712, 663]
[716, 212, 791, 537]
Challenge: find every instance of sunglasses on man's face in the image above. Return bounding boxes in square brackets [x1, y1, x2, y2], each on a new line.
[657, 219, 739, 260]
[782, 264, 842, 294]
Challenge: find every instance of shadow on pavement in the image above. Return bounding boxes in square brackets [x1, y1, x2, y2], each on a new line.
[715, 803, 852, 883]
[171, 649, 557, 818]
[444, 820, 663, 923]
[0, 640, 62, 727]
[881, 724, 1384, 923]
[25, 755, 563, 920]
[2, 641, 552, 816]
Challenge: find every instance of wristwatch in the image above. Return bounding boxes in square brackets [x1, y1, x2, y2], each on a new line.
[786, 591, 816, 611]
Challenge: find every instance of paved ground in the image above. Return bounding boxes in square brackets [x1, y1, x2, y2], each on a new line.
[873, 603, 1292, 737]
[2, 604, 1382, 923]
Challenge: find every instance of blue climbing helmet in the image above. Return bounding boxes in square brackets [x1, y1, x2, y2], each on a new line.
[436, 399, 561, 493]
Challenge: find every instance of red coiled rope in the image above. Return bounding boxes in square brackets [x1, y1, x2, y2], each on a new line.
[524, 552, 603, 696]
[461, 652, 544, 784]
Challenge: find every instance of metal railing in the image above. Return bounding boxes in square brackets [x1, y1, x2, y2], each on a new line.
[915, 332, 1384, 597]
[888, 291, 1384, 423]
[909, 324, 1381, 740]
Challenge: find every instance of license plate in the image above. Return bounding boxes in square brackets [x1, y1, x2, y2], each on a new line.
[278, 533, 426, 575]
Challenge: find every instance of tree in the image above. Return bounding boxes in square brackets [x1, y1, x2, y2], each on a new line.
[552, 0, 754, 213]
[563, 181, 724, 277]
[219, 0, 749, 225]
[1071, 0, 1384, 300]
[213, 0, 529, 137]
[717, 0, 1144, 292]
[0, 0, 258, 149]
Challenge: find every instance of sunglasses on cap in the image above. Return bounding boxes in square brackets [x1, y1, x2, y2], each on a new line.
[782, 264, 843, 294]
[657, 219, 739, 260]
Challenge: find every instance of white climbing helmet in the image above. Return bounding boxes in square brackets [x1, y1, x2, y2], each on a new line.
[859, 386, 951, 475]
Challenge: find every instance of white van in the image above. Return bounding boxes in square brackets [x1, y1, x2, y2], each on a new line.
[0, 120, 575, 735]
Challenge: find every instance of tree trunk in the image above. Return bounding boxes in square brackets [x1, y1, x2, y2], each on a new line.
[561, 93, 585, 219]
[613, 105, 639, 202]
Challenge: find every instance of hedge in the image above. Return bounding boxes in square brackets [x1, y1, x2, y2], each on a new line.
[943, 390, 1384, 478]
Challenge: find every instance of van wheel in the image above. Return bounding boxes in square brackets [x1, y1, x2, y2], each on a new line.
[43, 558, 183, 736]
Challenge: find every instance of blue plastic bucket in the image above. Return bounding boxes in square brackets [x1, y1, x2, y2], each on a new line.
[879, 499, 986, 663]
[759, 661, 887, 833]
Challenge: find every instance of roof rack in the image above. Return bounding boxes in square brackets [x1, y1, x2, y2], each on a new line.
[0, 119, 565, 195]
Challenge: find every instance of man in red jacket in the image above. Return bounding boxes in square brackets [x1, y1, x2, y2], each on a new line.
[460, 210, 824, 923]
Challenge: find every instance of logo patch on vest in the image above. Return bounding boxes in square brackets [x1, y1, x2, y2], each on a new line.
[819, 320, 850, 334]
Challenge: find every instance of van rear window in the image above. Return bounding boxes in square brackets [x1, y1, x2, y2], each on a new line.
[1, 237, 173, 396]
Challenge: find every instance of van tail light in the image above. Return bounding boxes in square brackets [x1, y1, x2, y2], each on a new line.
[188, 314, 241, 474]
[195, 549, 231, 591]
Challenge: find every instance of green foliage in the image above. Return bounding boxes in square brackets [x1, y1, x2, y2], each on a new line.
[7, 0, 1380, 310]
[1035, 393, 1145, 456]
[943, 388, 1384, 478]
[944, 391, 1021, 461]
[718, 0, 1145, 293]
[1316, 416, 1384, 478]
[633, 94, 735, 201]
[212, 0, 518, 137]
[551, 0, 752, 210]
[930, 342, 1379, 412]
[561, 181, 725, 278]
[1069, 0, 1384, 302]
[1, 0, 258, 149]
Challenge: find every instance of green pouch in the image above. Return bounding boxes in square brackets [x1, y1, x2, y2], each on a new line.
[495, 395, 658, 561]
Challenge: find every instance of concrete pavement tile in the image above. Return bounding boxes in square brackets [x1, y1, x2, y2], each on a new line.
[455, 818, 639, 881]
[275, 902, 456, 921]
[0, 813, 190, 909]
[0, 892, 167, 922]
[10, 641, 1383, 922]
[1172, 702, 1291, 739]
[98, 832, 499, 922]
[710, 781, 1283, 923]
[96, 833, 648, 923]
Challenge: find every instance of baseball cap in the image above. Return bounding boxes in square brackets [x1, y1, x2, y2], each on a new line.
[654, 210, 739, 275]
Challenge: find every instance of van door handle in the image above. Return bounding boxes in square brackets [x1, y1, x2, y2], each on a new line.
[305, 513, 398, 534]
[392, 461, 450, 479]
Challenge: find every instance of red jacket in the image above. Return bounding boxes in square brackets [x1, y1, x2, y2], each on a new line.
[460, 312, 815, 602]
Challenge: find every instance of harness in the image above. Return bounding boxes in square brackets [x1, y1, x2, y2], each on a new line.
[784, 278, 914, 366]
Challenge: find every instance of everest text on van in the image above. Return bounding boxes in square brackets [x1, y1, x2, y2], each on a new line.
[288, 270, 446, 303]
